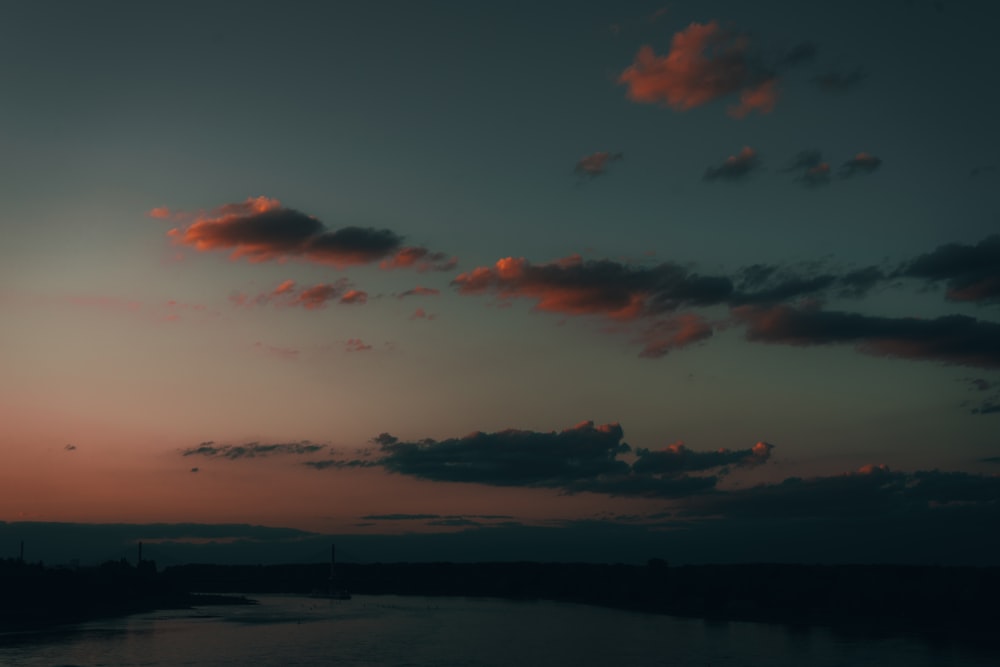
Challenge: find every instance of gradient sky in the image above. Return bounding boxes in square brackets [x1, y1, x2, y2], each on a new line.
[1, 0, 998, 565]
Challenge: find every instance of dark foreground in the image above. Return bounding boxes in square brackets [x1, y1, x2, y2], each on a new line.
[3, 558, 997, 645]
[0, 559, 254, 630]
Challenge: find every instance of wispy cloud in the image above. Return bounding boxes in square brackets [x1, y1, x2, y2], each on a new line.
[575, 151, 624, 177]
[181, 441, 327, 460]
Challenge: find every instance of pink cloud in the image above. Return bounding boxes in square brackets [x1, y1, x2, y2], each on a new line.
[618, 21, 775, 117]
[253, 341, 300, 360]
[728, 79, 778, 118]
[453, 256, 649, 321]
[345, 338, 373, 352]
[637, 314, 714, 358]
[340, 289, 368, 305]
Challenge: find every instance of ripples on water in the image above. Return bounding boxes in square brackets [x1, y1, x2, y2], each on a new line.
[1, 595, 996, 667]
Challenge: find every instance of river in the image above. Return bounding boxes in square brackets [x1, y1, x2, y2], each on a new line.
[1, 594, 995, 666]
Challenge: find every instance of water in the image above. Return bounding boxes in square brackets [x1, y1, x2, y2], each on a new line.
[0, 595, 995, 667]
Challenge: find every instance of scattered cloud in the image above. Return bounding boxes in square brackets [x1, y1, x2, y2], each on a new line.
[233, 278, 368, 311]
[776, 41, 817, 68]
[190, 467, 199, 473]
[840, 152, 882, 177]
[970, 165, 996, 179]
[252, 341, 300, 360]
[575, 151, 624, 177]
[782, 150, 830, 186]
[618, 21, 777, 118]
[734, 303, 1000, 369]
[704, 147, 760, 181]
[160, 196, 448, 270]
[379, 246, 456, 272]
[345, 338, 373, 353]
[727, 79, 778, 119]
[812, 67, 866, 93]
[181, 441, 326, 460]
[410, 307, 436, 320]
[64, 444, 77, 451]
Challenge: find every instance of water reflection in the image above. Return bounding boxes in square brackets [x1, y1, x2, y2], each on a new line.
[1, 595, 997, 667]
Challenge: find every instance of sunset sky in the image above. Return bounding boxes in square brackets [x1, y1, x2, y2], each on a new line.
[1, 0, 998, 565]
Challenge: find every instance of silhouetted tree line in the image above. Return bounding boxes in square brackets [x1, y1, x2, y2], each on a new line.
[0, 558, 250, 628]
[163, 560, 1000, 639]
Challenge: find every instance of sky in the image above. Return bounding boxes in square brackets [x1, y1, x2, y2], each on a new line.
[1, 0, 998, 566]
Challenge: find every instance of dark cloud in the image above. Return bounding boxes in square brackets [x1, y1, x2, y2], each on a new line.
[981, 457, 1000, 463]
[811, 67, 866, 92]
[362, 514, 441, 521]
[302, 459, 378, 470]
[971, 400, 1000, 415]
[684, 466, 1000, 521]
[161, 197, 448, 270]
[898, 235, 1000, 304]
[397, 286, 441, 299]
[181, 441, 326, 460]
[704, 147, 760, 181]
[64, 444, 77, 451]
[575, 151, 623, 177]
[427, 518, 481, 527]
[840, 152, 882, 177]
[776, 41, 818, 68]
[376, 421, 631, 487]
[632, 441, 773, 475]
[966, 378, 993, 392]
[782, 150, 831, 187]
[320, 422, 775, 500]
[732, 263, 883, 303]
[735, 303, 1000, 369]
[190, 467, 199, 473]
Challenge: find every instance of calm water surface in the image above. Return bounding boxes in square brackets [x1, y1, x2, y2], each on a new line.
[0, 595, 995, 667]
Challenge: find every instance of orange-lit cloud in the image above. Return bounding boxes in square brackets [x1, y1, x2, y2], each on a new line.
[232, 278, 367, 310]
[379, 246, 456, 272]
[575, 151, 624, 177]
[618, 21, 775, 117]
[162, 197, 449, 270]
[728, 79, 778, 118]
[637, 314, 713, 358]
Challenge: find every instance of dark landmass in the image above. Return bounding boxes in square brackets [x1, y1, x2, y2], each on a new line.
[0, 558, 254, 631]
[4, 557, 998, 648]
[166, 560, 1000, 645]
